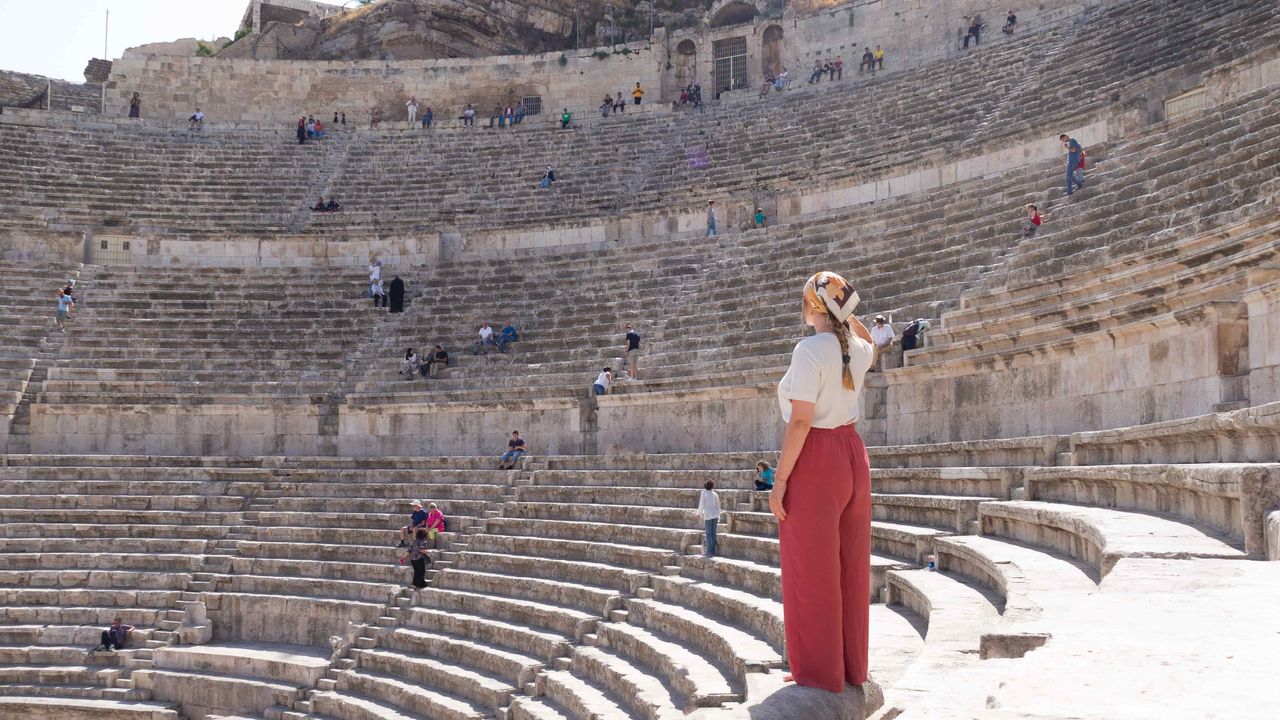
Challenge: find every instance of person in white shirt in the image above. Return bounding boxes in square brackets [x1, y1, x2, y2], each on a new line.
[697, 480, 722, 558]
[369, 260, 382, 283]
[472, 323, 496, 354]
[869, 315, 895, 371]
[771, 270, 876, 694]
[593, 367, 612, 396]
[406, 97, 418, 126]
[188, 109, 204, 130]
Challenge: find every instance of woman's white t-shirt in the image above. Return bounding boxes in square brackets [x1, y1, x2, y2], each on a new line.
[777, 332, 875, 428]
[595, 371, 611, 389]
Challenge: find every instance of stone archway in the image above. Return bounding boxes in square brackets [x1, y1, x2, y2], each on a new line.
[675, 40, 698, 90]
[762, 24, 784, 78]
[710, 0, 761, 28]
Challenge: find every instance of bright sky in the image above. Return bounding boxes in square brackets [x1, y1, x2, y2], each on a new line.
[0, 0, 334, 82]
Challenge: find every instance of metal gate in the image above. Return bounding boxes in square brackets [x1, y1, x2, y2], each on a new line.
[87, 235, 136, 265]
[713, 36, 748, 94]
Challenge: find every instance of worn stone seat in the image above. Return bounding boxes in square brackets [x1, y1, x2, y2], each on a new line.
[978, 500, 1249, 575]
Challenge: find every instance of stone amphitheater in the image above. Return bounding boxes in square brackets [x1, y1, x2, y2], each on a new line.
[2, 0, 1280, 718]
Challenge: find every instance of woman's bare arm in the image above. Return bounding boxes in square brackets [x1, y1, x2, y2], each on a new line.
[770, 400, 815, 521]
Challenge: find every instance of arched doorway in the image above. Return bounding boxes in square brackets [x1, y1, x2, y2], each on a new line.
[675, 40, 697, 90]
[762, 25, 784, 78]
[710, 0, 760, 28]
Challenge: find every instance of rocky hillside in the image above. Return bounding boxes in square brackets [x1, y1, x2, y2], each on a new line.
[221, 0, 786, 61]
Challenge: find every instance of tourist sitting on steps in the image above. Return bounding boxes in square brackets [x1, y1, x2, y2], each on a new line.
[188, 108, 204, 130]
[400, 348, 421, 379]
[540, 165, 556, 189]
[615, 92, 626, 113]
[593, 367, 612, 396]
[95, 618, 132, 652]
[560, 108, 573, 129]
[755, 461, 775, 491]
[498, 322, 519, 352]
[422, 345, 449, 378]
[1023, 203, 1045, 237]
[401, 528, 433, 589]
[870, 315, 895, 371]
[324, 197, 341, 212]
[472, 322, 496, 354]
[397, 500, 428, 547]
[499, 431, 527, 469]
[371, 278, 387, 308]
[426, 503, 447, 547]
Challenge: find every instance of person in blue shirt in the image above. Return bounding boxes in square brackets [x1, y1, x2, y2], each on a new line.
[1059, 133, 1086, 196]
[497, 323, 519, 352]
[56, 288, 75, 332]
[397, 500, 429, 547]
[755, 461, 776, 491]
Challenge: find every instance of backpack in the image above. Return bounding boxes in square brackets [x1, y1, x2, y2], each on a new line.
[1078, 149, 1087, 170]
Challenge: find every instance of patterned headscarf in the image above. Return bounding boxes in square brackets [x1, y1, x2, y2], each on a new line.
[803, 271, 860, 323]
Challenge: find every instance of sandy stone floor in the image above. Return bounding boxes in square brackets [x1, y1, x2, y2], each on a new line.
[894, 557, 1280, 719]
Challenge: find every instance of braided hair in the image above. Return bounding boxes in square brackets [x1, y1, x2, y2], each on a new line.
[824, 306, 858, 391]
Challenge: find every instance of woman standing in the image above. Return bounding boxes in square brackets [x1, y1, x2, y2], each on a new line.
[128, 93, 142, 118]
[770, 271, 876, 693]
[404, 528, 433, 590]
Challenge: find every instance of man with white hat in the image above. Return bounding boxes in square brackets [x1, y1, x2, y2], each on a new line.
[397, 500, 429, 547]
[869, 315, 895, 371]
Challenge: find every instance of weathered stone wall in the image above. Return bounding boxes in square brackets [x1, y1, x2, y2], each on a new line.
[1245, 273, 1280, 406]
[884, 302, 1251, 444]
[336, 398, 589, 456]
[105, 42, 663, 125]
[0, 70, 101, 113]
[101, 0, 1097, 124]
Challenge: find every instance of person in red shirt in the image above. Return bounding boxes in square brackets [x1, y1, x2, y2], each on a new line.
[1022, 203, 1046, 237]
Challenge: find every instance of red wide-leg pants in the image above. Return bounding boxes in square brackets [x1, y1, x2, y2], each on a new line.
[779, 423, 871, 692]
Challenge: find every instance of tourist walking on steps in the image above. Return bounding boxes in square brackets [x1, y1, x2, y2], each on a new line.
[870, 314, 895, 371]
[499, 431, 527, 469]
[698, 480, 721, 558]
[593, 367, 612, 396]
[398, 500, 428, 546]
[1060, 133, 1086, 195]
[624, 324, 642, 380]
[755, 461, 775, 491]
[1022, 203, 1045, 237]
[128, 92, 141, 118]
[55, 288, 75, 332]
[771, 271, 876, 693]
[96, 618, 132, 652]
[706, 200, 718, 237]
[402, 528, 433, 589]
[296, 117, 307, 145]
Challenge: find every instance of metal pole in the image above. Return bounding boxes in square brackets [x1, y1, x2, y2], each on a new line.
[575, 4, 580, 50]
[104, 9, 109, 59]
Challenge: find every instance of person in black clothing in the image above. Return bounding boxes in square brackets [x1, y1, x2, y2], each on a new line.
[1003, 11, 1017, 34]
[859, 47, 875, 73]
[422, 345, 449, 378]
[965, 18, 984, 47]
[324, 198, 341, 211]
[296, 117, 307, 145]
[388, 276, 405, 313]
[900, 318, 930, 351]
[313, 198, 327, 212]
